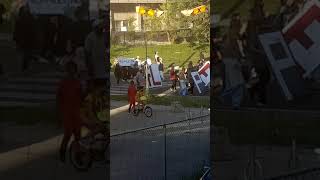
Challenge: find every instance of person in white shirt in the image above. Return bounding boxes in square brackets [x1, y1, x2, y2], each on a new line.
[154, 51, 159, 63]
[135, 56, 141, 68]
[221, 40, 245, 109]
[146, 56, 152, 66]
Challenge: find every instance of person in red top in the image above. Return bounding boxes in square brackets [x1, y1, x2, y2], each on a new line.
[170, 64, 177, 91]
[56, 61, 82, 163]
[128, 80, 137, 113]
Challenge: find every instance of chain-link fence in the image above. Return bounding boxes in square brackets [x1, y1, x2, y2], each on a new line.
[112, 31, 170, 46]
[110, 114, 210, 180]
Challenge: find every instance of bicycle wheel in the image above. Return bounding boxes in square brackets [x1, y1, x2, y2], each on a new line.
[69, 140, 92, 171]
[144, 106, 152, 117]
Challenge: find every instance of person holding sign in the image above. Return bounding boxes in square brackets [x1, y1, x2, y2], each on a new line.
[221, 40, 245, 109]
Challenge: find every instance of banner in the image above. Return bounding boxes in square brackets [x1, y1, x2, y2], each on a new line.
[282, 0, 320, 78]
[198, 61, 210, 86]
[191, 71, 207, 94]
[147, 64, 162, 88]
[259, 31, 305, 101]
[28, 0, 82, 15]
[118, 58, 135, 67]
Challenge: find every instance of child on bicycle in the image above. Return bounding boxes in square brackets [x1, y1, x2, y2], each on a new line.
[80, 81, 108, 139]
[128, 80, 137, 113]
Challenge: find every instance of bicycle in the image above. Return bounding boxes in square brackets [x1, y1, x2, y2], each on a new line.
[132, 88, 152, 117]
[69, 87, 109, 171]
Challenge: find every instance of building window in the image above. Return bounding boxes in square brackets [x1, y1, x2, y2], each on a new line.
[115, 21, 122, 32]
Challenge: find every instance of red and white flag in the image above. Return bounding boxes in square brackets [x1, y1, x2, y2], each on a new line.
[282, 0, 320, 78]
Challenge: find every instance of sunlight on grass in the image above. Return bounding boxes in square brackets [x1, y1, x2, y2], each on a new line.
[111, 44, 209, 68]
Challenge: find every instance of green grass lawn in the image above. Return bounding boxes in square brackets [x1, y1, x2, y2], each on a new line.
[111, 95, 210, 108]
[214, 0, 281, 17]
[111, 44, 209, 69]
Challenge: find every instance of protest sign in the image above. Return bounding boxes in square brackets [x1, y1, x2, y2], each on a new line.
[148, 64, 162, 88]
[28, 0, 81, 15]
[282, 0, 320, 78]
[198, 61, 210, 86]
[259, 31, 305, 101]
[191, 71, 206, 94]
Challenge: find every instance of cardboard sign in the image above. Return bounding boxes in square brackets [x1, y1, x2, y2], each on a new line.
[259, 31, 305, 101]
[147, 64, 162, 88]
[198, 61, 210, 86]
[191, 71, 206, 94]
[28, 0, 81, 15]
[282, 0, 320, 78]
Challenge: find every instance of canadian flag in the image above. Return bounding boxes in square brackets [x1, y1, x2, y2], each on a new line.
[282, 0, 320, 78]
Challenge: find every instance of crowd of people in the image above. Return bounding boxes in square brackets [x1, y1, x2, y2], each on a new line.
[125, 51, 208, 113]
[212, 0, 311, 109]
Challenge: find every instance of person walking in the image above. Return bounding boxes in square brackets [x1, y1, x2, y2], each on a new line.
[158, 58, 164, 81]
[179, 67, 187, 95]
[13, 6, 35, 72]
[187, 61, 195, 95]
[114, 62, 121, 85]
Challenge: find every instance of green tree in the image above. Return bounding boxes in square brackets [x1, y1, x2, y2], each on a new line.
[128, 16, 136, 42]
[147, 0, 209, 44]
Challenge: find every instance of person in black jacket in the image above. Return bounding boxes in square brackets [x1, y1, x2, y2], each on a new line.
[13, 6, 35, 72]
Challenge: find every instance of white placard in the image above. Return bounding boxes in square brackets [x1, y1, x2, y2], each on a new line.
[259, 31, 305, 101]
[191, 71, 206, 94]
[198, 61, 210, 86]
[148, 64, 162, 88]
[282, 0, 320, 78]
